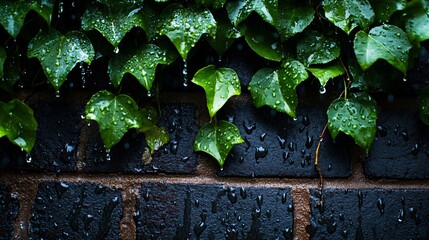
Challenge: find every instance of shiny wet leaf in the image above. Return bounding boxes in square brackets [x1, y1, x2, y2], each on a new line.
[327, 93, 378, 153]
[297, 30, 340, 67]
[27, 30, 95, 92]
[354, 24, 412, 74]
[403, 0, 429, 42]
[194, 120, 243, 168]
[85, 90, 142, 149]
[191, 65, 241, 118]
[275, 0, 314, 40]
[145, 126, 170, 153]
[307, 62, 345, 88]
[227, 0, 278, 26]
[369, 0, 406, 23]
[0, 100, 37, 153]
[244, 20, 284, 61]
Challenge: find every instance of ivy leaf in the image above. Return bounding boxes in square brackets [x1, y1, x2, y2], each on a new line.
[158, 4, 216, 59]
[196, 0, 226, 8]
[349, 58, 403, 92]
[0, 0, 54, 38]
[191, 65, 241, 118]
[0, 100, 37, 153]
[207, 11, 241, 56]
[323, 0, 374, 34]
[297, 30, 340, 67]
[0, 47, 5, 78]
[28, 30, 95, 92]
[194, 120, 243, 168]
[95, 0, 143, 9]
[369, 0, 406, 23]
[124, 44, 168, 91]
[248, 60, 308, 118]
[275, 0, 314, 40]
[327, 93, 378, 153]
[403, 0, 429, 42]
[145, 126, 170, 153]
[82, 2, 144, 48]
[419, 87, 429, 125]
[307, 62, 345, 88]
[227, 0, 278, 26]
[353, 25, 412, 74]
[244, 21, 284, 61]
[85, 90, 142, 149]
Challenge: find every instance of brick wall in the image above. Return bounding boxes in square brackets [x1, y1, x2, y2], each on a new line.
[1, 89, 429, 239]
[1, 42, 429, 239]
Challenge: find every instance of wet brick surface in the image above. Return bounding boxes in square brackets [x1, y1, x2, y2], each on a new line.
[217, 98, 350, 177]
[84, 103, 198, 173]
[0, 92, 83, 173]
[309, 188, 429, 239]
[135, 182, 294, 239]
[29, 182, 122, 239]
[365, 108, 429, 179]
[0, 185, 19, 239]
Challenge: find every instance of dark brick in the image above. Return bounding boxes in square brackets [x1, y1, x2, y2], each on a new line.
[0, 185, 19, 240]
[217, 98, 350, 178]
[84, 103, 198, 173]
[0, 92, 84, 172]
[29, 182, 122, 239]
[136, 182, 293, 239]
[309, 188, 429, 240]
[365, 108, 429, 179]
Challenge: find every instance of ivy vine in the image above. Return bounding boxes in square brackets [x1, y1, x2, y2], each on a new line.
[0, 0, 428, 170]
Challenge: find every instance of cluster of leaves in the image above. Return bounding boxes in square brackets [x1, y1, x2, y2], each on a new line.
[0, 0, 428, 167]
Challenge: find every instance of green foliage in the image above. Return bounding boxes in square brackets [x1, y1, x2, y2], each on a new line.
[194, 121, 243, 169]
[81, 2, 144, 48]
[0, 100, 37, 153]
[158, 3, 216, 59]
[85, 90, 142, 149]
[248, 60, 308, 118]
[0, 0, 54, 38]
[327, 93, 378, 153]
[27, 30, 95, 92]
[323, 0, 374, 34]
[0, 0, 427, 166]
[191, 65, 241, 118]
[354, 25, 412, 74]
[307, 62, 345, 88]
[419, 87, 429, 125]
[297, 31, 340, 67]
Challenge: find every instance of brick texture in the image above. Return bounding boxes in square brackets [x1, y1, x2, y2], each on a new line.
[135, 182, 294, 239]
[0, 185, 19, 239]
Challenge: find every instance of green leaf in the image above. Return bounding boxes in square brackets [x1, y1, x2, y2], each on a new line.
[323, 0, 374, 34]
[327, 93, 378, 153]
[145, 126, 170, 153]
[0, 100, 37, 153]
[82, 2, 144, 48]
[196, 0, 226, 8]
[85, 90, 142, 149]
[353, 25, 412, 74]
[158, 4, 216, 59]
[207, 11, 241, 55]
[227, 0, 278, 26]
[0, 0, 54, 38]
[0, 47, 5, 78]
[369, 0, 406, 23]
[419, 87, 429, 125]
[244, 21, 284, 61]
[28, 30, 95, 92]
[307, 62, 345, 87]
[191, 65, 241, 118]
[275, 0, 314, 40]
[124, 44, 168, 91]
[95, 0, 143, 9]
[248, 60, 308, 118]
[297, 30, 341, 67]
[349, 58, 403, 92]
[403, 0, 429, 42]
[194, 120, 243, 168]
